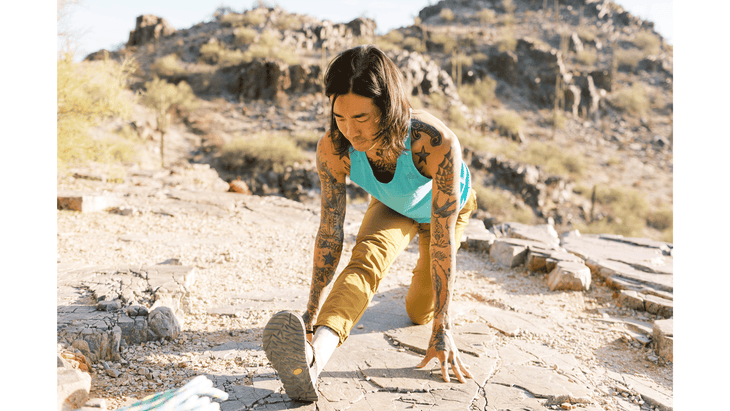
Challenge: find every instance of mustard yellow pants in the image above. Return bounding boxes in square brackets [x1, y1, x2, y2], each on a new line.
[315, 189, 477, 345]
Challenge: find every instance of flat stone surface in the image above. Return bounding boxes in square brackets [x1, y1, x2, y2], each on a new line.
[490, 363, 593, 399]
[590, 258, 673, 293]
[622, 375, 673, 411]
[207, 288, 307, 316]
[480, 383, 546, 410]
[498, 222, 560, 247]
[562, 234, 673, 276]
[477, 305, 554, 336]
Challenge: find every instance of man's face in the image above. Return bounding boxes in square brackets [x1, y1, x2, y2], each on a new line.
[332, 92, 382, 153]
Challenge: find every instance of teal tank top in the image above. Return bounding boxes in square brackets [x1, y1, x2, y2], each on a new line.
[348, 120, 471, 224]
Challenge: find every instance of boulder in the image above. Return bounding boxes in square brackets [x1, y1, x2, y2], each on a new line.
[547, 261, 591, 291]
[57, 368, 91, 411]
[57, 192, 119, 213]
[490, 239, 530, 268]
[653, 319, 673, 362]
[126, 15, 176, 47]
[147, 306, 181, 340]
[229, 179, 252, 195]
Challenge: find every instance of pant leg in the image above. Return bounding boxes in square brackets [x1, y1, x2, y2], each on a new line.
[405, 188, 478, 325]
[315, 196, 418, 345]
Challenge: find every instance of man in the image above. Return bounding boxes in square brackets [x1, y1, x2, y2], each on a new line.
[263, 45, 477, 402]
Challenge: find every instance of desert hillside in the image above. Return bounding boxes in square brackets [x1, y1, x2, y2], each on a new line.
[59, 0, 673, 242]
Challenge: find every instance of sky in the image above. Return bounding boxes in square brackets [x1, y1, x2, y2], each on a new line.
[62, 0, 674, 60]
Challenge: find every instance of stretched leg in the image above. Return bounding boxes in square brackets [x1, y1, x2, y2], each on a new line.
[405, 189, 477, 324]
[315, 196, 418, 345]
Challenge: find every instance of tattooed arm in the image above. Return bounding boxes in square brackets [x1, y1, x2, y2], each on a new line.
[412, 114, 473, 383]
[302, 131, 348, 334]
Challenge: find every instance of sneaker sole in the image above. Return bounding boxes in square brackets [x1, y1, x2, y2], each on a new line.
[263, 311, 318, 402]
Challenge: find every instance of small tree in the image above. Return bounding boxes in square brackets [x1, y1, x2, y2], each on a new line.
[140, 77, 197, 168]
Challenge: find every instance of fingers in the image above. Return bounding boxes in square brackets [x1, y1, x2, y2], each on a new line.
[440, 359, 451, 383]
[416, 352, 435, 369]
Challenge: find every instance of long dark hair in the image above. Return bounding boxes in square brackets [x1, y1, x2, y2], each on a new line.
[324, 45, 411, 158]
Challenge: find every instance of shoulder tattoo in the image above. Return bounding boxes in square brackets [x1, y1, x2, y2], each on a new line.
[411, 119, 443, 147]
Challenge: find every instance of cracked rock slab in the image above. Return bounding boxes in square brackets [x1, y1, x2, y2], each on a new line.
[489, 364, 593, 399]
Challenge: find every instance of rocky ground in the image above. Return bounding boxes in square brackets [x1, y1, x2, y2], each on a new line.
[57, 144, 672, 411]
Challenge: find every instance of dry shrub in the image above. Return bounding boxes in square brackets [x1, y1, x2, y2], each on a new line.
[478, 9, 496, 24]
[493, 109, 524, 135]
[473, 184, 535, 224]
[234, 27, 258, 46]
[152, 54, 186, 77]
[576, 49, 597, 66]
[458, 77, 497, 108]
[403, 37, 426, 53]
[575, 184, 649, 237]
[615, 47, 644, 70]
[609, 83, 650, 117]
[633, 29, 661, 55]
[440, 8, 455, 21]
[512, 141, 586, 178]
[429, 32, 457, 53]
[57, 55, 138, 165]
[219, 132, 306, 173]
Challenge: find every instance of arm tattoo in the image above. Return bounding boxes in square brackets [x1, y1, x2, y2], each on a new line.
[429, 145, 458, 328]
[412, 119, 443, 147]
[305, 154, 346, 329]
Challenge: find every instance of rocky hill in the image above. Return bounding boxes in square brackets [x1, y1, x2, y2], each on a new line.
[79, 0, 673, 242]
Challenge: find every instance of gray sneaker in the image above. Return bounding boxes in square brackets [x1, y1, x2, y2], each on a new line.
[263, 311, 318, 402]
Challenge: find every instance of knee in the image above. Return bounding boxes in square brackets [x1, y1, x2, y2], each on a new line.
[405, 293, 434, 325]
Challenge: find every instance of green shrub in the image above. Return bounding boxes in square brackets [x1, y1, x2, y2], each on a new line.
[241, 9, 267, 26]
[140, 77, 198, 114]
[576, 185, 649, 237]
[478, 9, 497, 24]
[403, 36, 426, 53]
[498, 29, 517, 52]
[429, 32, 457, 53]
[502, 0, 516, 13]
[576, 49, 597, 66]
[234, 27, 258, 46]
[615, 47, 644, 70]
[493, 110, 524, 135]
[274, 13, 301, 30]
[448, 106, 467, 128]
[646, 207, 673, 231]
[547, 110, 567, 129]
[609, 83, 650, 117]
[152, 54, 186, 77]
[428, 92, 447, 110]
[219, 132, 306, 173]
[290, 130, 321, 150]
[458, 77, 497, 108]
[440, 8, 455, 21]
[473, 184, 534, 224]
[384, 30, 404, 44]
[576, 26, 597, 43]
[199, 42, 246, 65]
[519, 141, 586, 178]
[57, 55, 137, 165]
[633, 29, 661, 55]
[454, 128, 491, 153]
[243, 30, 299, 65]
